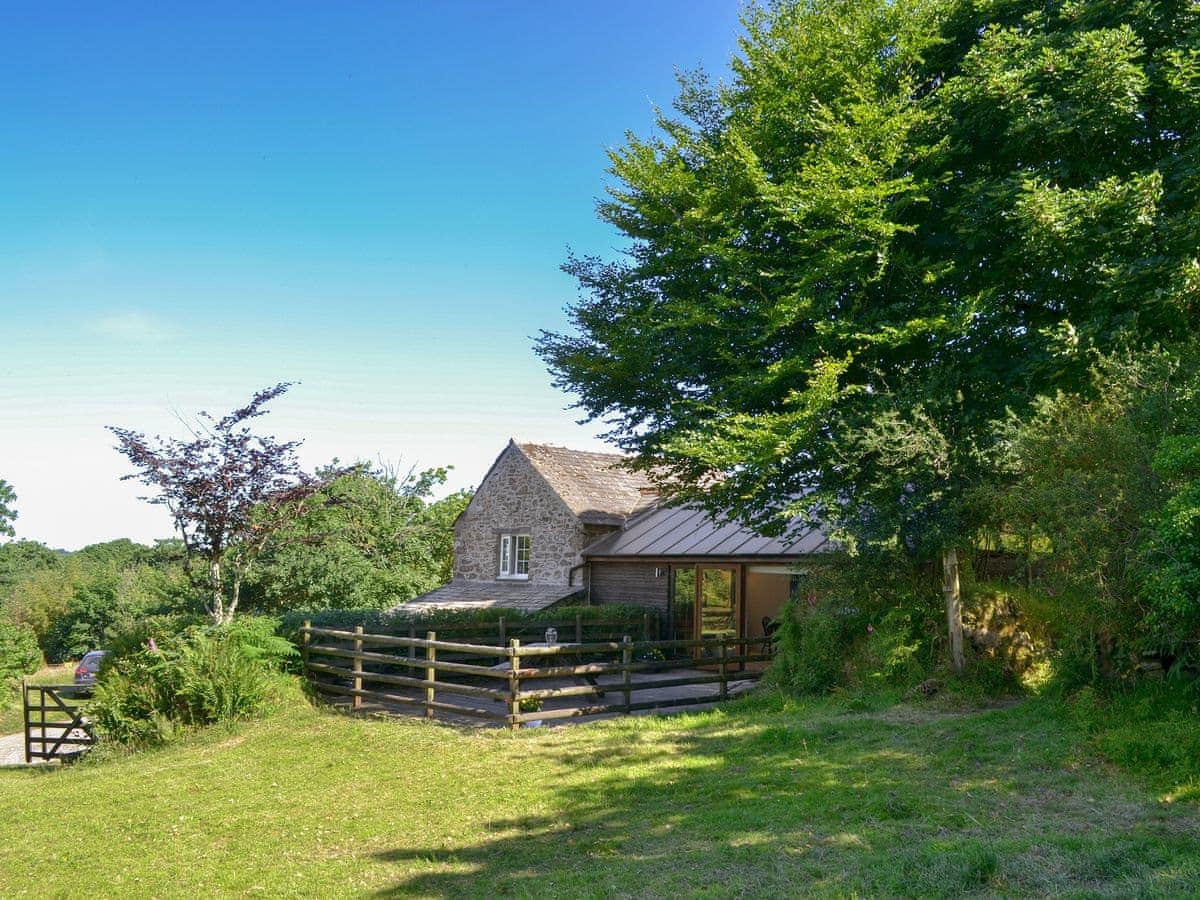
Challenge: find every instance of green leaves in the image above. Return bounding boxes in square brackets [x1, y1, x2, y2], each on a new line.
[0, 621, 40, 699]
[245, 465, 471, 612]
[539, 0, 1200, 569]
[0, 480, 16, 538]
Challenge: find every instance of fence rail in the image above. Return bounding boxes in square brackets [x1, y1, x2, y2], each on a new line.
[300, 622, 772, 728]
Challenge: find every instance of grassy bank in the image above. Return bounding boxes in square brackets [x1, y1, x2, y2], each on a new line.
[1, 686, 1197, 897]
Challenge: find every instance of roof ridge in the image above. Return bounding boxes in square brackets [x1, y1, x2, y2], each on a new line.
[515, 440, 631, 458]
[513, 440, 657, 524]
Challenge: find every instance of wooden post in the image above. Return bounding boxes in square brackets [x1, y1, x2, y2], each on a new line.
[575, 611, 583, 644]
[22, 680, 30, 765]
[622, 635, 632, 714]
[943, 548, 965, 675]
[643, 613, 650, 642]
[509, 638, 521, 730]
[408, 624, 416, 667]
[301, 620, 311, 672]
[718, 638, 728, 701]
[425, 631, 437, 719]
[498, 616, 506, 647]
[353, 625, 364, 710]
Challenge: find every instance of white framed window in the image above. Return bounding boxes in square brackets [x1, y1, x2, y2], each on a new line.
[499, 533, 530, 579]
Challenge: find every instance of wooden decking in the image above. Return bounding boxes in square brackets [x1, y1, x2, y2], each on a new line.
[320, 667, 761, 728]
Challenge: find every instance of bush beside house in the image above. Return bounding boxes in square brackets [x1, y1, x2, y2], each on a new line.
[0, 620, 41, 699]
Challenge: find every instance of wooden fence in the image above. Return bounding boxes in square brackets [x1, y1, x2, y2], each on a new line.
[300, 623, 772, 728]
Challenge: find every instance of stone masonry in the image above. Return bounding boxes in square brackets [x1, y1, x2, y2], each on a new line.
[454, 442, 613, 585]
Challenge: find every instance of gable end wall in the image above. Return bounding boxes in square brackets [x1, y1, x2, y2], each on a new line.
[454, 444, 591, 585]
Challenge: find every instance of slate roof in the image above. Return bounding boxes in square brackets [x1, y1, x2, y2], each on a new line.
[516, 442, 657, 526]
[581, 504, 831, 559]
[397, 580, 584, 614]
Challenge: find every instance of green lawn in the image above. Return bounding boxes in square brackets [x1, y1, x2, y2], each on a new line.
[0, 687, 1197, 898]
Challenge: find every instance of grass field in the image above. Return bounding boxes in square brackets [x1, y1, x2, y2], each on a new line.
[0, 685, 1197, 898]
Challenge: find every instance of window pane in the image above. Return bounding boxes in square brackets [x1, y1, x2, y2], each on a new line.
[500, 535, 512, 576]
[515, 535, 530, 575]
[699, 568, 737, 639]
[671, 567, 695, 642]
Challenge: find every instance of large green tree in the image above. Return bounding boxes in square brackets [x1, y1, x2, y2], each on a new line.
[538, 0, 1200, 670]
[243, 464, 471, 612]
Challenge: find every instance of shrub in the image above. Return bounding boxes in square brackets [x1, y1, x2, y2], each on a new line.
[767, 600, 849, 695]
[90, 622, 277, 746]
[985, 348, 1200, 682]
[223, 615, 299, 672]
[856, 605, 935, 689]
[0, 620, 41, 697]
[102, 613, 210, 660]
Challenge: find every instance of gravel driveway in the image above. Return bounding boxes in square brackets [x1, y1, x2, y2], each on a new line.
[0, 732, 32, 766]
[0, 730, 90, 767]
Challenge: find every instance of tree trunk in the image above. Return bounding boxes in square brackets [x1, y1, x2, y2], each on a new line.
[226, 574, 242, 625]
[209, 556, 224, 626]
[943, 547, 964, 675]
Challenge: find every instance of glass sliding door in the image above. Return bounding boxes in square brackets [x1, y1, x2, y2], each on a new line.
[697, 566, 738, 641]
[670, 566, 696, 642]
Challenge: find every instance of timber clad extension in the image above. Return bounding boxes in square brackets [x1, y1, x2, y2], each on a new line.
[400, 440, 834, 640]
[589, 561, 669, 614]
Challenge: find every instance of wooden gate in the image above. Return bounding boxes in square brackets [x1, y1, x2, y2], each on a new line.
[23, 683, 96, 763]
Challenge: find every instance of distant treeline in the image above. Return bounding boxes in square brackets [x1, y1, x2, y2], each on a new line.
[0, 465, 471, 666]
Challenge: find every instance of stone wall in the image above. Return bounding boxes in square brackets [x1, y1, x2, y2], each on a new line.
[454, 443, 591, 585]
[962, 588, 1043, 674]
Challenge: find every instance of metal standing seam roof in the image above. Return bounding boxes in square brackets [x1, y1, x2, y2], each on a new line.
[581, 504, 832, 559]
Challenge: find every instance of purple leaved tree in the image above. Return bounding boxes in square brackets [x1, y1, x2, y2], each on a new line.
[109, 383, 321, 624]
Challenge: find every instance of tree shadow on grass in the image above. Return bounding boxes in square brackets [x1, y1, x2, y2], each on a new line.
[369, 696, 1200, 897]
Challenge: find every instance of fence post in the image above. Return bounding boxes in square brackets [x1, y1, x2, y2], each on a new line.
[353, 625, 364, 710]
[301, 620, 311, 672]
[509, 638, 521, 730]
[425, 631, 437, 719]
[622, 635, 632, 713]
[575, 611, 583, 644]
[408, 624, 416, 667]
[643, 613, 650, 642]
[498, 616, 506, 647]
[718, 638, 728, 701]
[22, 680, 30, 765]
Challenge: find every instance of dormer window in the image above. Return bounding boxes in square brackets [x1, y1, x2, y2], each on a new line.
[499, 533, 530, 579]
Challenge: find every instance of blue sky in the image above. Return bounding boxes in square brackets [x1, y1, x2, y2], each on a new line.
[0, 2, 744, 549]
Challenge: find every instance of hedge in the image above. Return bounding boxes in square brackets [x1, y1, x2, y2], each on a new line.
[280, 604, 659, 643]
